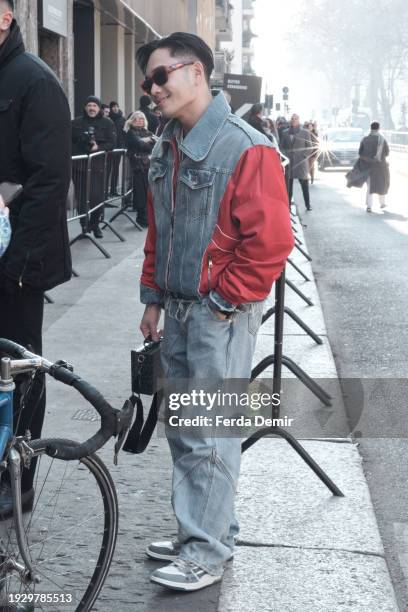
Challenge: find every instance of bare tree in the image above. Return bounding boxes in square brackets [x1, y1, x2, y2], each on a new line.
[290, 0, 408, 127]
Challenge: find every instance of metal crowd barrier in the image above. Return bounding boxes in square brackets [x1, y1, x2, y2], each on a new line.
[382, 130, 408, 153]
[68, 149, 139, 259]
[102, 150, 143, 231]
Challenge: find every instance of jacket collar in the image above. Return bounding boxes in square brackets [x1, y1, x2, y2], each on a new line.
[0, 20, 25, 73]
[161, 92, 230, 161]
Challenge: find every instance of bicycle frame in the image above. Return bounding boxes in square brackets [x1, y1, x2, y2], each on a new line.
[0, 380, 14, 463]
[0, 355, 45, 462]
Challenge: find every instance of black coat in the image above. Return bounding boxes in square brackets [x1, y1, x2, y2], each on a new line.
[248, 115, 268, 137]
[0, 20, 72, 291]
[71, 113, 117, 156]
[125, 127, 154, 172]
[358, 133, 390, 195]
[139, 107, 159, 134]
[109, 110, 126, 148]
[280, 127, 313, 179]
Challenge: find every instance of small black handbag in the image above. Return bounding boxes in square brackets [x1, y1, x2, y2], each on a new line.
[131, 336, 162, 396]
[123, 337, 163, 454]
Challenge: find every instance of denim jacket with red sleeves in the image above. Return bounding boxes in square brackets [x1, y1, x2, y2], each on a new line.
[140, 92, 294, 312]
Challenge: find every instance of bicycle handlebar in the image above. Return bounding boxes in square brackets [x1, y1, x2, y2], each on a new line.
[0, 339, 120, 460]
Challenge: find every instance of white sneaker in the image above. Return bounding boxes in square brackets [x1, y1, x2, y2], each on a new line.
[150, 558, 222, 591]
[380, 202, 387, 209]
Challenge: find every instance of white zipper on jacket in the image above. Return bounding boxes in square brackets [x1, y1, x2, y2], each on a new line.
[207, 255, 213, 292]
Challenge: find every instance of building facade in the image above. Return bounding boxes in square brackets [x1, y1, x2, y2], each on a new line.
[214, 0, 257, 84]
[14, 0, 216, 116]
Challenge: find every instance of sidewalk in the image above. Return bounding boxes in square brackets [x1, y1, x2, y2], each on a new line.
[41, 207, 398, 611]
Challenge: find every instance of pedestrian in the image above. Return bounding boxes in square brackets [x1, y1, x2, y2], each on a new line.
[109, 101, 126, 197]
[139, 94, 160, 134]
[359, 121, 390, 212]
[265, 117, 279, 145]
[306, 121, 319, 184]
[124, 111, 155, 228]
[0, 0, 72, 516]
[71, 96, 117, 238]
[247, 102, 269, 137]
[280, 113, 313, 210]
[136, 31, 294, 592]
[276, 116, 289, 144]
[101, 103, 110, 118]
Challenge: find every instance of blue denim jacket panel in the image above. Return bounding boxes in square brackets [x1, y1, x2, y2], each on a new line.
[147, 93, 275, 300]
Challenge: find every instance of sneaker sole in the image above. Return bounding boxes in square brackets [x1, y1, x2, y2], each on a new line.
[150, 573, 222, 591]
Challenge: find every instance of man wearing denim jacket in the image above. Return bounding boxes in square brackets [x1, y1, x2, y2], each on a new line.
[137, 32, 294, 592]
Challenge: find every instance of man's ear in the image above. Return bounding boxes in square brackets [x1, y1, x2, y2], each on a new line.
[192, 61, 206, 84]
[0, 11, 13, 31]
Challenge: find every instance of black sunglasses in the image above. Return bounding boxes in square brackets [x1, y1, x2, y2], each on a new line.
[141, 61, 195, 95]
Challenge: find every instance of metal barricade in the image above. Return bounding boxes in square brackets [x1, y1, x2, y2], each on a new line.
[105, 149, 124, 203]
[105, 150, 143, 231]
[68, 147, 144, 262]
[101, 150, 126, 241]
[382, 130, 408, 153]
[68, 155, 88, 223]
[69, 152, 111, 258]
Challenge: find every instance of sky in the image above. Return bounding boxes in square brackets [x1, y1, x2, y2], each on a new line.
[252, 0, 327, 120]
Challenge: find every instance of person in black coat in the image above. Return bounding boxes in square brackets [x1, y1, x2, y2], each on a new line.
[359, 121, 390, 212]
[0, 6, 72, 511]
[247, 103, 270, 138]
[71, 96, 117, 237]
[124, 111, 155, 227]
[108, 101, 126, 196]
[139, 95, 160, 134]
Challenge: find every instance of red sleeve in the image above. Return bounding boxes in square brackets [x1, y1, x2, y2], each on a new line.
[215, 146, 294, 304]
[140, 190, 162, 295]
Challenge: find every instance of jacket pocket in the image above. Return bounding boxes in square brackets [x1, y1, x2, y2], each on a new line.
[148, 160, 169, 211]
[179, 167, 215, 220]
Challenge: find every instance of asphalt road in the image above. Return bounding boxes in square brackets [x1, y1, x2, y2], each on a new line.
[298, 157, 408, 612]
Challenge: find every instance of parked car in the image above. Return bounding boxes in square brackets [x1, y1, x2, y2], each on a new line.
[318, 127, 364, 170]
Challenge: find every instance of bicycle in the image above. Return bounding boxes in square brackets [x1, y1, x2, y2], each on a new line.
[0, 338, 134, 611]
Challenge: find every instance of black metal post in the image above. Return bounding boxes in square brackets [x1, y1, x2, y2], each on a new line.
[101, 219, 126, 242]
[69, 231, 111, 259]
[295, 242, 313, 262]
[108, 206, 143, 230]
[285, 279, 313, 306]
[262, 306, 323, 345]
[287, 257, 311, 282]
[243, 268, 343, 497]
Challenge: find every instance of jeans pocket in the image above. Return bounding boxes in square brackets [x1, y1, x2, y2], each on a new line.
[202, 298, 230, 324]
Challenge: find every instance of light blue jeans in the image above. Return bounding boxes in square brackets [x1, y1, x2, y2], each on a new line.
[161, 295, 264, 575]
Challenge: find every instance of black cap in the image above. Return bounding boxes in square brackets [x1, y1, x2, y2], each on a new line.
[85, 95, 102, 108]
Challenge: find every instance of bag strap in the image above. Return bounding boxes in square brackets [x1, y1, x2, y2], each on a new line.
[122, 391, 162, 454]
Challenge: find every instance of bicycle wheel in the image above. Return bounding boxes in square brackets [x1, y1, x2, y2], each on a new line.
[0, 438, 118, 612]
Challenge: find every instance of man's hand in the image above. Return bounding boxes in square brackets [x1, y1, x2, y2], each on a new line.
[140, 304, 163, 341]
[213, 309, 228, 321]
